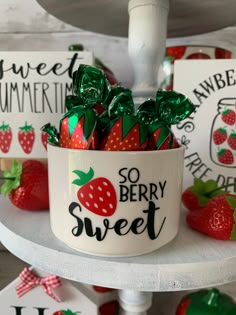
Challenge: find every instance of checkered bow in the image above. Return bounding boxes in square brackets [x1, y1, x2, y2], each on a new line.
[15, 267, 62, 302]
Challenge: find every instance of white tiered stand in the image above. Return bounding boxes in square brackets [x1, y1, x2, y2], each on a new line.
[2, 0, 236, 314]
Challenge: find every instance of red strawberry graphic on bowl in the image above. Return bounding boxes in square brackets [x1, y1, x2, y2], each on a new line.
[0, 122, 12, 153]
[18, 122, 35, 154]
[72, 167, 117, 217]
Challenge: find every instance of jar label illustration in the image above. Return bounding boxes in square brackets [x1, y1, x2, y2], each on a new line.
[210, 98, 236, 168]
[172, 59, 236, 193]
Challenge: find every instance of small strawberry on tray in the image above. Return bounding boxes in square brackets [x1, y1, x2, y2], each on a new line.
[0, 159, 49, 211]
[182, 178, 236, 240]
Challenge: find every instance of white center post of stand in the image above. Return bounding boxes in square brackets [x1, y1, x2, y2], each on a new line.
[128, 0, 170, 106]
[119, 289, 153, 315]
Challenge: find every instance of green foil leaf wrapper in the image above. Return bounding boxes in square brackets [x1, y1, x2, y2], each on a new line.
[148, 122, 179, 150]
[41, 123, 60, 146]
[155, 90, 195, 125]
[100, 88, 148, 151]
[72, 64, 109, 106]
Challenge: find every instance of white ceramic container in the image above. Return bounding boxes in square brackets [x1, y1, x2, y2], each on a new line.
[47, 144, 185, 257]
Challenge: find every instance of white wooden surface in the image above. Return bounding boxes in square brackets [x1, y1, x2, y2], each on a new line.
[1, 0, 236, 313]
[1, 195, 236, 292]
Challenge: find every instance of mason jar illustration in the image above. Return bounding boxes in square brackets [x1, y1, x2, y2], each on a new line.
[210, 98, 236, 168]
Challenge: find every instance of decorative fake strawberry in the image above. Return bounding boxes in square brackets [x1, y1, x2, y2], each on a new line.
[93, 285, 114, 293]
[41, 131, 49, 150]
[53, 310, 81, 315]
[186, 52, 210, 59]
[213, 127, 227, 145]
[228, 132, 236, 150]
[18, 122, 35, 154]
[0, 122, 12, 153]
[0, 160, 49, 211]
[59, 109, 98, 150]
[72, 167, 117, 216]
[221, 109, 236, 126]
[176, 288, 236, 315]
[217, 148, 234, 165]
[166, 46, 186, 62]
[186, 194, 236, 240]
[100, 116, 148, 151]
[215, 47, 232, 59]
[99, 300, 119, 315]
[182, 178, 229, 211]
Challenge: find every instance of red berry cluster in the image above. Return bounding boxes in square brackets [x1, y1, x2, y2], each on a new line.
[212, 108, 236, 165]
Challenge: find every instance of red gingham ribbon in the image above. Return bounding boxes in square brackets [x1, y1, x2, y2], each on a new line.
[15, 267, 62, 302]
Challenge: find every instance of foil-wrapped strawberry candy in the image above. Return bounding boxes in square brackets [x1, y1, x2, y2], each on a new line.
[99, 87, 149, 151]
[42, 64, 110, 150]
[137, 90, 195, 150]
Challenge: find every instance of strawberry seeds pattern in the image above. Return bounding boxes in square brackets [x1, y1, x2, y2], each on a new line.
[210, 98, 236, 168]
[0, 122, 12, 153]
[72, 167, 117, 217]
[0, 121, 48, 155]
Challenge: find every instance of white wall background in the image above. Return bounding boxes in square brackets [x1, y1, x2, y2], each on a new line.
[1, 0, 236, 314]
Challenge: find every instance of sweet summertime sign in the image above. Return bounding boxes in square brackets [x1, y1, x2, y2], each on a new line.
[173, 59, 236, 193]
[0, 51, 93, 158]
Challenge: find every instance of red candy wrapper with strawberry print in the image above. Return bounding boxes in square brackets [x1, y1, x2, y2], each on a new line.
[99, 89, 148, 151]
[59, 106, 98, 149]
[148, 122, 179, 150]
[42, 64, 195, 152]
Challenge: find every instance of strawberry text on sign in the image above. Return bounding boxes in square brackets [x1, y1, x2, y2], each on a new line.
[0, 53, 83, 114]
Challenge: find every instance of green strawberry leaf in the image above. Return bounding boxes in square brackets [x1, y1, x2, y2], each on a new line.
[190, 178, 232, 206]
[72, 167, 94, 186]
[0, 160, 22, 196]
[59, 310, 81, 315]
[0, 122, 11, 132]
[230, 224, 236, 240]
[203, 180, 218, 193]
[19, 122, 34, 132]
[226, 195, 236, 223]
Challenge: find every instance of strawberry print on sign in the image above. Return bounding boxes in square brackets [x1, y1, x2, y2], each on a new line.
[18, 122, 35, 154]
[210, 98, 236, 168]
[173, 60, 236, 194]
[72, 167, 117, 217]
[53, 310, 81, 315]
[0, 122, 12, 153]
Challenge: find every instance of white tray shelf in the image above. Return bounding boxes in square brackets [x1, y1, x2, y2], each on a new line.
[1, 196, 236, 292]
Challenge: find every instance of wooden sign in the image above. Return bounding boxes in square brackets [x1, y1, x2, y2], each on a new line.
[0, 267, 118, 315]
[173, 59, 236, 192]
[0, 51, 93, 159]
